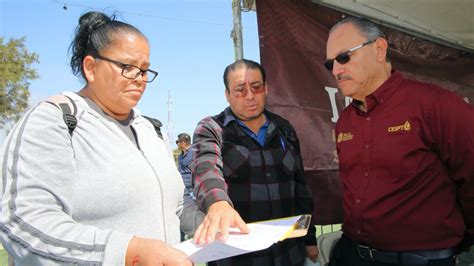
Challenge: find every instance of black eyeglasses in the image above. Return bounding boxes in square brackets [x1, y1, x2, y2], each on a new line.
[94, 54, 158, 83]
[324, 39, 376, 70]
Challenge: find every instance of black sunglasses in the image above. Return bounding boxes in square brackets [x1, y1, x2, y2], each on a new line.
[324, 39, 376, 70]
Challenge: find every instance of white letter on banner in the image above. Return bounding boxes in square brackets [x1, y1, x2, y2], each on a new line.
[325, 86, 351, 123]
[325, 86, 339, 123]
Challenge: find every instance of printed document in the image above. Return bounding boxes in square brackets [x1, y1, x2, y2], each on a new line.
[174, 215, 305, 263]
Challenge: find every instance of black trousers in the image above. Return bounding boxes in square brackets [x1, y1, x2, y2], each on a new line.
[329, 234, 455, 266]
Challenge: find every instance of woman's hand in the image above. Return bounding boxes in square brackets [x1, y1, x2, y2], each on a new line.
[126, 237, 192, 266]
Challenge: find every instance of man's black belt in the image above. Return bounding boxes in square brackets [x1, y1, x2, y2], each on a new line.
[356, 243, 455, 265]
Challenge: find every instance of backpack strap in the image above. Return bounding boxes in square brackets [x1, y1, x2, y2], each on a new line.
[46, 94, 78, 135]
[142, 115, 164, 140]
[45, 94, 163, 140]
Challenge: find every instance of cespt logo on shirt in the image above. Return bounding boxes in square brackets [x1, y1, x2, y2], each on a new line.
[387, 120, 411, 133]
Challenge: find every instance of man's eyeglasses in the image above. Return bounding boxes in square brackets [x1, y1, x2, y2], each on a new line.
[231, 82, 266, 98]
[324, 39, 376, 70]
[94, 54, 158, 83]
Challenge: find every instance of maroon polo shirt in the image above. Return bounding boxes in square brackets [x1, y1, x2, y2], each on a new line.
[336, 71, 474, 251]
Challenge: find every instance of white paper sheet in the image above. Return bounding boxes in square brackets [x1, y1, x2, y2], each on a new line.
[174, 215, 301, 263]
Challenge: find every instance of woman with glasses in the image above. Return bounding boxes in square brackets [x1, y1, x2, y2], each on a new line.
[0, 11, 196, 265]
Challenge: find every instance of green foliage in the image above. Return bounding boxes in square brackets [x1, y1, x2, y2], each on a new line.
[0, 248, 7, 265]
[0, 36, 39, 128]
[173, 148, 181, 166]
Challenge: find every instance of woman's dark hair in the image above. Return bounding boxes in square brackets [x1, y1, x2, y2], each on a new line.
[223, 59, 266, 91]
[69, 11, 146, 80]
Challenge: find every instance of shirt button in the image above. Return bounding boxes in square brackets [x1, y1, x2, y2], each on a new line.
[366, 117, 371, 121]
[357, 229, 361, 235]
[364, 172, 369, 177]
[365, 144, 370, 149]
[266, 173, 271, 177]
[356, 199, 361, 203]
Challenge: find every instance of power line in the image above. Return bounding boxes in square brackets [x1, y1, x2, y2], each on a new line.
[53, 0, 256, 28]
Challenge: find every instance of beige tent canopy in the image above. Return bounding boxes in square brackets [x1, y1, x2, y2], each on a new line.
[312, 0, 474, 52]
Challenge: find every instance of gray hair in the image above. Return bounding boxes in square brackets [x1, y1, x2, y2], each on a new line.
[330, 17, 389, 61]
[330, 17, 386, 42]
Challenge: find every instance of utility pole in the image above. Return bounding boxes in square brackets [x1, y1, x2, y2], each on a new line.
[231, 0, 243, 61]
[166, 90, 174, 155]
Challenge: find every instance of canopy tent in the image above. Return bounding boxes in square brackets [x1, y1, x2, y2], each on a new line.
[312, 0, 474, 52]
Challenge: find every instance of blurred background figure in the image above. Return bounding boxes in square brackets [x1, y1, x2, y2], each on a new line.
[176, 132, 194, 197]
[176, 132, 195, 241]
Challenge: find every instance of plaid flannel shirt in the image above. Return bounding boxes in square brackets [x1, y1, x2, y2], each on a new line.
[191, 107, 316, 266]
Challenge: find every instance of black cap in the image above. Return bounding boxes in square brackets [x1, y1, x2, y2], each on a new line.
[176, 133, 191, 144]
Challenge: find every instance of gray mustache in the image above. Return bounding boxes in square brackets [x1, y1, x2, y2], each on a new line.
[336, 74, 351, 81]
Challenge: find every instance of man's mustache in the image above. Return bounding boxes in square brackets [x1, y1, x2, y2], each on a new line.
[336, 74, 351, 81]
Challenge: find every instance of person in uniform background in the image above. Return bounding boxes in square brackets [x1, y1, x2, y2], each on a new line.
[176, 133, 194, 197]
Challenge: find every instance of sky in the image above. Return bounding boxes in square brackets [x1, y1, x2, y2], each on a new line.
[0, 0, 260, 147]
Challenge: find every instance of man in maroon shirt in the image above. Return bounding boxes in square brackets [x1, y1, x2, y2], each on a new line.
[325, 17, 474, 266]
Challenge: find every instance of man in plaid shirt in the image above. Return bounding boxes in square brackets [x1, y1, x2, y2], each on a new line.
[191, 59, 318, 265]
